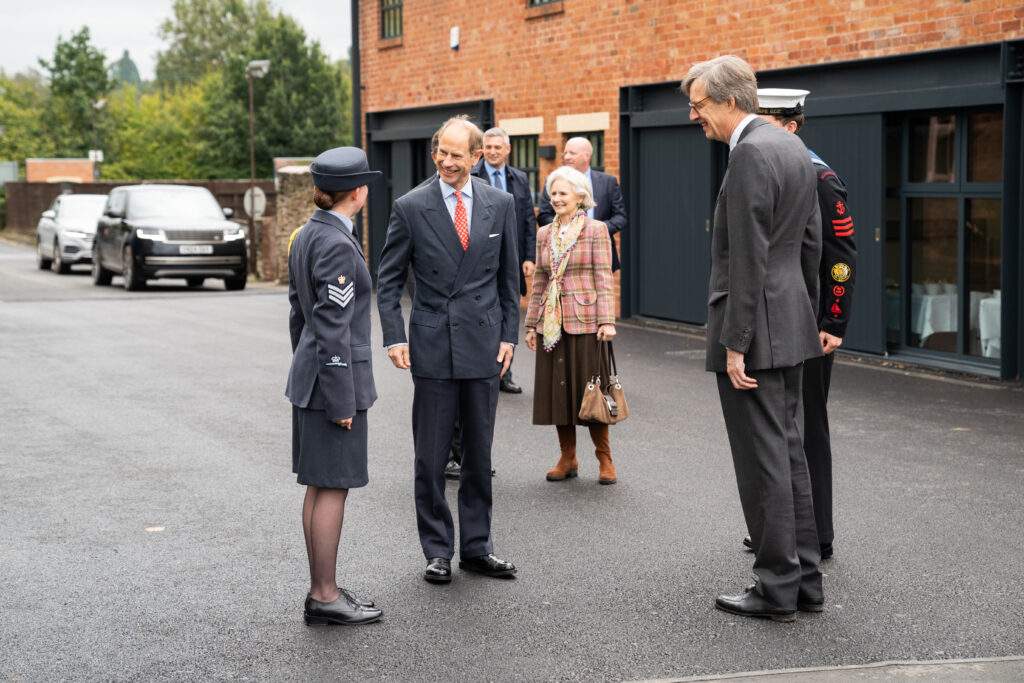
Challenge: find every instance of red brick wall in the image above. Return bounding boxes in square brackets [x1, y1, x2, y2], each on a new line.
[358, 0, 1024, 315]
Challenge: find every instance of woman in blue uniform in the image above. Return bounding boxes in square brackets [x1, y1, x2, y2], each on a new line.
[285, 147, 382, 625]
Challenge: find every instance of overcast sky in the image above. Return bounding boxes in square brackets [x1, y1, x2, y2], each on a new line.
[0, 0, 353, 81]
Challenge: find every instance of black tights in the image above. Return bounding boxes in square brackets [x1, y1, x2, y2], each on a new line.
[302, 486, 349, 602]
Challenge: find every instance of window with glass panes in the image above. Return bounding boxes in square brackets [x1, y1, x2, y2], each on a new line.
[884, 108, 1003, 360]
[528, 0, 561, 6]
[511, 135, 540, 205]
[381, 0, 402, 39]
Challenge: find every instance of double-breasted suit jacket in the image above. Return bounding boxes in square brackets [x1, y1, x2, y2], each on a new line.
[286, 209, 377, 421]
[525, 219, 615, 335]
[538, 169, 627, 272]
[471, 162, 537, 295]
[377, 176, 520, 379]
[705, 118, 823, 372]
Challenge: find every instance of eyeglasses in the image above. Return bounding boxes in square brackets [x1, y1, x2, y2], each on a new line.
[688, 95, 712, 111]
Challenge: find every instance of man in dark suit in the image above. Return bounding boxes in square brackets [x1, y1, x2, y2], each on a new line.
[471, 126, 537, 394]
[739, 89, 859, 561]
[537, 137, 627, 272]
[377, 116, 520, 584]
[683, 55, 824, 622]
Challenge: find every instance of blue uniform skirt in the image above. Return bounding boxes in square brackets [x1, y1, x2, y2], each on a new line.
[292, 407, 369, 489]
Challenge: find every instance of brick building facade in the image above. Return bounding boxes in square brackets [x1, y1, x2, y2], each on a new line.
[355, 0, 1024, 379]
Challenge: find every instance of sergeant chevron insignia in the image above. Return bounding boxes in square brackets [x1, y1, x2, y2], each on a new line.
[327, 281, 355, 308]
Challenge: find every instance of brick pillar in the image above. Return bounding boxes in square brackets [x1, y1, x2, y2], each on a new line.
[275, 166, 313, 285]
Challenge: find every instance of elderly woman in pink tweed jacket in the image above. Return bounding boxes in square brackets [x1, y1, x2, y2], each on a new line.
[525, 165, 618, 485]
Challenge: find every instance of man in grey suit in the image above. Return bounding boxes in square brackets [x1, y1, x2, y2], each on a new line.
[377, 116, 520, 583]
[682, 55, 824, 622]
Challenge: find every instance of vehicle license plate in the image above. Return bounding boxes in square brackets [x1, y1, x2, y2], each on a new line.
[180, 245, 214, 255]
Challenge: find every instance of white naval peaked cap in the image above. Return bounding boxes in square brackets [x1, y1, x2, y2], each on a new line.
[756, 88, 810, 115]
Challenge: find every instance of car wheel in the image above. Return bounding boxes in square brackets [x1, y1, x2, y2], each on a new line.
[92, 247, 113, 286]
[186, 277, 205, 288]
[122, 245, 145, 291]
[223, 275, 247, 291]
[36, 238, 52, 270]
[52, 239, 71, 274]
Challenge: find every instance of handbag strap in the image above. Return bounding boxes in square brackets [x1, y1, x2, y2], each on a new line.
[596, 339, 618, 386]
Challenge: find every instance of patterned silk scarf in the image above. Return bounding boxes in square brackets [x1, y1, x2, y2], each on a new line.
[540, 210, 587, 351]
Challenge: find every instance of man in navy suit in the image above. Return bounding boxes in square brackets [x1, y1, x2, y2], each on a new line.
[537, 137, 627, 272]
[377, 116, 520, 583]
[471, 126, 537, 394]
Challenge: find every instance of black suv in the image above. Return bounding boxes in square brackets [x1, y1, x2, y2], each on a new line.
[92, 184, 248, 291]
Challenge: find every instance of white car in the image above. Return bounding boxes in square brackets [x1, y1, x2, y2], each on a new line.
[36, 193, 109, 274]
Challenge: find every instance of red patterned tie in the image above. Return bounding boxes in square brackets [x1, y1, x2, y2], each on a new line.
[453, 189, 469, 250]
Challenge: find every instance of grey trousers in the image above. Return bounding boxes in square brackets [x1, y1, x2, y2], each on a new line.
[716, 365, 823, 610]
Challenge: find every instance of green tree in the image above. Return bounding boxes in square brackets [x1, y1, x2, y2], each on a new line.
[193, 11, 348, 178]
[155, 0, 271, 87]
[110, 50, 141, 88]
[38, 27, 112, 156]
[101, 81, 207, 179]
[0, 70, 56, 166]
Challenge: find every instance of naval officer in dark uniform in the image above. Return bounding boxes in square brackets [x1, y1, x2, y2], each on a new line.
[744, 89, 857, 560]
[286, 147, 383, 626]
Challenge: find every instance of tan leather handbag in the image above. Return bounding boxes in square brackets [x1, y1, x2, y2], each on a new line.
[578, 341, 629, 425]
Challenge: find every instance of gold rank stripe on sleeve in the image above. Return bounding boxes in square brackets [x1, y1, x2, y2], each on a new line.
[832, 216, 854, 237]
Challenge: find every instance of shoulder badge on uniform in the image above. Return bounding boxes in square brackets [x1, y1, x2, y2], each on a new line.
[831, 262, 851, 283]
[338, 275, 346, 284]
[833, 285, 846, 297]
[835, 201, 846, 215]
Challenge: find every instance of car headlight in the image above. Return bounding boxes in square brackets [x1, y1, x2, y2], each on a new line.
[64, 230, 90, 239]
[223, 225, 246, 241]
[136, 228, 166, 241]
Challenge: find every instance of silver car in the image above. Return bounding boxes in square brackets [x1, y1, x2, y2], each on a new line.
[36, 193, 109, 274]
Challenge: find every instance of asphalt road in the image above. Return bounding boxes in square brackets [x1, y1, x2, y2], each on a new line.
[2, 239, 1023, 682]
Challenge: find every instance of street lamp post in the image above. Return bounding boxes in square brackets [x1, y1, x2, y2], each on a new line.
[89, 99, 106, 180]
[245, 59, 270, 278]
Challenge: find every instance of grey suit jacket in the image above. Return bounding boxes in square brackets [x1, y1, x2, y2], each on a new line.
[705, 118, 823, 372]
[286, 209, 377, 420]
[376, 176, 520, 380]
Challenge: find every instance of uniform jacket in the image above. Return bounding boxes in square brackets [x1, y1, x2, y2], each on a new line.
[471, 161, 537, 295]
[809, 152, 857, 338]
[376, 176, 520, 380]
[538, 169, 627, 272]
[706, 117, 823, 373]
[286, 209, 377, 420]
[525, 219, 615, 336]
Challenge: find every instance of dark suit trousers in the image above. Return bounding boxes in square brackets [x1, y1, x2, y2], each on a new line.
[412, 375, 499, 559]
[716, 366, 822, 610]
[802, 352, 835, 546]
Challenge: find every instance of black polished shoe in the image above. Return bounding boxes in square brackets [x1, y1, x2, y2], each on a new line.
[444, 459, 462, 480]
[304, 591, 382, 626]
[820, 542, 834, 560]
[714, 585, 796, 623]
[797, 596, 825, 613]
[459, 553, 517, 578]
[742, 535, 753, 551]
[499, 377, 522, 394]
[306, 587, 374, 609]
[424, 557, 452, 583]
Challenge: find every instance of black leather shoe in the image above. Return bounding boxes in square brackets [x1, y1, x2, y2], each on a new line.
[424, 557, 452, 583]
[820, 543, 834, 560]
[499, 378, 522, 394]
[306, 587, 374, 609]
[797, 597, 825, 613]
[444, 459, 461, 480]
[304, 591, 382, 626]
[714, 585, 796, 623]
[742, 535, 753, 551]
[459, 553, 517, 578]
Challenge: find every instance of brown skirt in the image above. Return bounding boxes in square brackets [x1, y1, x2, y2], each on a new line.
[532, 330, 607, 426]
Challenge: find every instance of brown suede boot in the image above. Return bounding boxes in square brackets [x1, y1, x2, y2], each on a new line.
[547, 426, 579, 481]
[589, 424, 616, 484]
